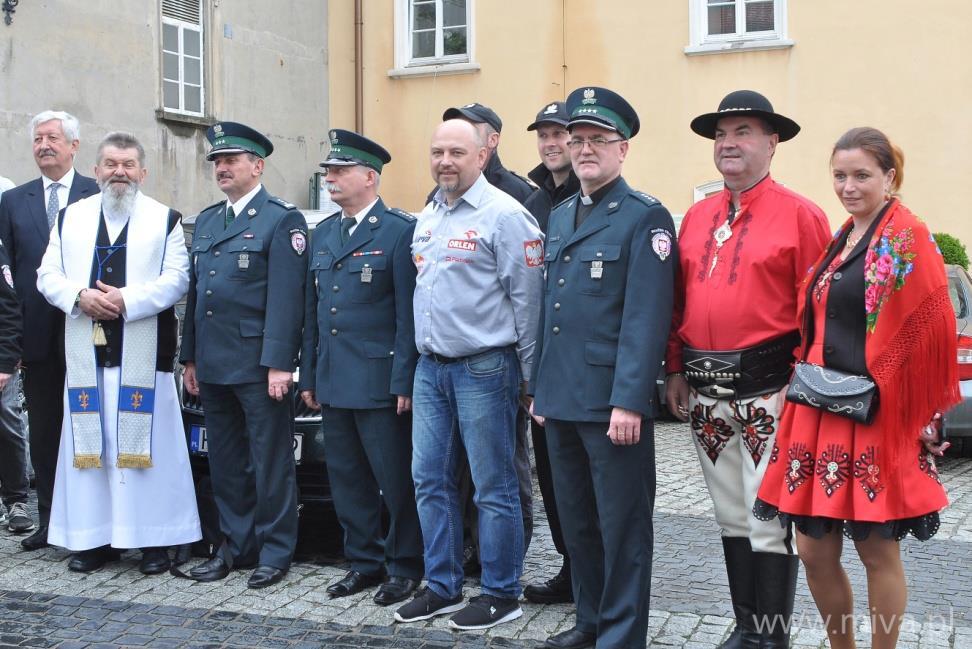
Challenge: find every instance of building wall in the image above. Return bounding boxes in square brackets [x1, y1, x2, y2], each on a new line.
[329, 0, 972, 244]
[0, 0, 329, 214]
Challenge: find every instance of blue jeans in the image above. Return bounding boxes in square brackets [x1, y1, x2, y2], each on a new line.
[412, 348, 524, 599]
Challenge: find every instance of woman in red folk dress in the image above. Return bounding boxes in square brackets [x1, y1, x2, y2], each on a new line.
[754, 127, 957, 649]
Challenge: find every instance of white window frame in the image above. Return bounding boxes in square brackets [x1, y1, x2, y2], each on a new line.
[694, 179, 726, 202]
[161, 10, 205, 117]
[685, 0, 793, 56]
[389, 0, 479, 79]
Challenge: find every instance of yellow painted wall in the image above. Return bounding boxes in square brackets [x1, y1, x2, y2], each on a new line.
[329, 0, 972, 245]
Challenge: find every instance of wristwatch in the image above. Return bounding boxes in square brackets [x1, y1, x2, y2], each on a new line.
[74, 288, 86, 309]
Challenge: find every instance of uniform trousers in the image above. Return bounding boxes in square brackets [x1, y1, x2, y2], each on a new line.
[199, 380, 298, 569]
[22, 356, 66, 526]
[0, 370, 29, 507]
[689, 387, 793, 554]
[546, 418, 655, 649]
[322, 406, 423, 580]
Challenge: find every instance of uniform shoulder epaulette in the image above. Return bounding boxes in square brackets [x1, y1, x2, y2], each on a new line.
[268, 196, 298, 210]
[200, 200, 225, 214]
[386, 207, 417, 222]
[630, 190, 660, 206]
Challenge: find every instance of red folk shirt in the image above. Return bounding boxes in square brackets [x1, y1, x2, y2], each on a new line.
[666, 175, 831, 372]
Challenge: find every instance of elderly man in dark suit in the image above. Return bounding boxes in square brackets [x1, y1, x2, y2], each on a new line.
[299, 129, 423, 606]
[0, 110, 99, 551]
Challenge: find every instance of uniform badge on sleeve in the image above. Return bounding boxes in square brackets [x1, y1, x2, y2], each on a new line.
[650, 230, 672, 261]
[523, 240, 544, 267]
[290, 229, 307, 255]
[1, 265, 12, 289]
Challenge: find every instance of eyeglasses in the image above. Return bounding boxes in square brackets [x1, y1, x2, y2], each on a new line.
[566, 137, 625, 150]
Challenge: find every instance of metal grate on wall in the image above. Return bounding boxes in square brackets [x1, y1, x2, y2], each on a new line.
[162, 0, 201, 25]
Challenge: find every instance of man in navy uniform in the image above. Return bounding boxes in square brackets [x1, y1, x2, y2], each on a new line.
[521, 100, 579, 606]
[181, 122, 308, 589]
[0, 110, 100, 549]
[530, 87, 677, 649]
[299, 130, 423, 606]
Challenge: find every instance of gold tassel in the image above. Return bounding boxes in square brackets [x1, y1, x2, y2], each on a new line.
[93, 322, 107, 346]
[73, 454, 102, 469]
[116, 454, 153, 469]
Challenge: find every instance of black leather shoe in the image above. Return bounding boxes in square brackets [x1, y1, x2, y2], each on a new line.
[326, 570, 384, 597]
[189, 556, 230, 582]
[373, 576, 420, 606]
[247, 565, 287, 589]
[524, 563, 573, 604]
[21, 526, 49, 551]
[68, 546, 119, 573]
[139, 547, 171, 575]
[539, 626, 596, 649]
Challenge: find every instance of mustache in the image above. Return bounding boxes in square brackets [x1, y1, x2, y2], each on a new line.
[324, 182, 341, 194]
[37, 148, 57, 157]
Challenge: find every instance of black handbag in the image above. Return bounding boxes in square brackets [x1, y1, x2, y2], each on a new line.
[785, 362, 879, 424]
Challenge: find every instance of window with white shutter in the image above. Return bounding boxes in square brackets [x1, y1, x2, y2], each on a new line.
[161, 0, 205, 115]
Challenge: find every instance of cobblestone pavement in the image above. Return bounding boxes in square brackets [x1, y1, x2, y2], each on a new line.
[0, 420, 968, 648]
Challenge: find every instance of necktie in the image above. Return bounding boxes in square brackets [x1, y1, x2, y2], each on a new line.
[46, 182, 61, 229]
[340, 216, 355, 245]
[224, 205, 236, 229]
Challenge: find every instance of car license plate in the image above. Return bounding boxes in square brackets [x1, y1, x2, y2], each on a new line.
[189, 425, 302, 464]
[189, 424, 208, 454]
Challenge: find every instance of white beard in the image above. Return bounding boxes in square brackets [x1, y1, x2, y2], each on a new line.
[100, 180, 139, 220]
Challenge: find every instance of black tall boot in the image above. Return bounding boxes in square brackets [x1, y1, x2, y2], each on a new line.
[752, 551, 799, 649]
[719, 537, 761, 649]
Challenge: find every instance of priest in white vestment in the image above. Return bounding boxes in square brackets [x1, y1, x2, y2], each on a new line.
[37, 132, 201, 574]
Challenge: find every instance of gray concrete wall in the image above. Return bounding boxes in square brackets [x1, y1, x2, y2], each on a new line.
[0, 0, 328, 214]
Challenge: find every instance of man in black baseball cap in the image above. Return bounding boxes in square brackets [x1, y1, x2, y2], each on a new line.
[520, 101, 579, 609]
[427, 103, 535, 205]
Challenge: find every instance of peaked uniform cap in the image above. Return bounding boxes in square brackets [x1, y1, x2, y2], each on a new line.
[206, 121, 274, 160]
[321, 129, 392, 173]
[565, 87, 640, 139]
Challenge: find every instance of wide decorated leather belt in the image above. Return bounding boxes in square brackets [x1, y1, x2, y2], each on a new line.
[682, 331, 801, 400]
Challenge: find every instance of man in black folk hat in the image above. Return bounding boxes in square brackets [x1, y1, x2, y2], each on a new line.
[664, 90, 831, 648]
[425, 102, 536, 205]
[529, 87, 677, 649]
[521, 100, 579, 606]
[298, 130, 424, 606]
[180, 121, 308, 589]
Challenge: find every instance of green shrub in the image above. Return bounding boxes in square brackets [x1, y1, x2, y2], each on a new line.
[933, 233, 969, 270]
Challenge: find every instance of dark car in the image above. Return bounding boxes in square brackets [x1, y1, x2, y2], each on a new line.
[942, 264, 972, 455]
[177, 209, 341, 555]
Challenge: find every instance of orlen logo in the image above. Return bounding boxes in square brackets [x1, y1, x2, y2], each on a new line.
[448, 239, 477, 252]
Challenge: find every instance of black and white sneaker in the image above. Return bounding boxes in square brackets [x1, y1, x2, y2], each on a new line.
[449, 594, 522, 630]
[393, 586, 465, 623]
[7, 502, 35, 533]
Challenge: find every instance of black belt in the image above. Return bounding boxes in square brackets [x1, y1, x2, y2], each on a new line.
[428, 346, 513, 365]
[682, 331, 801, 400]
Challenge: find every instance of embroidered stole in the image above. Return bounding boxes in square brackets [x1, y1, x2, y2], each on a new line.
[63, 195, 169, 469]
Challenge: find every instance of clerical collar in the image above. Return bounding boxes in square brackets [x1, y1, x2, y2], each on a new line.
[579, 176, 622, 207]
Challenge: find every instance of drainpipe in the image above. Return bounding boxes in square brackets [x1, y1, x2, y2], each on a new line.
[354, 0, 364, 132]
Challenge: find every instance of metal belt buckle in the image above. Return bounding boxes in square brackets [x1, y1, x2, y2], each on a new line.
[696, 383, 737, 399]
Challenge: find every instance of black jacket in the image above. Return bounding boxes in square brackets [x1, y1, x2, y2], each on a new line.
[0, 240, 22, 373]
[523, 164, 580, 235]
